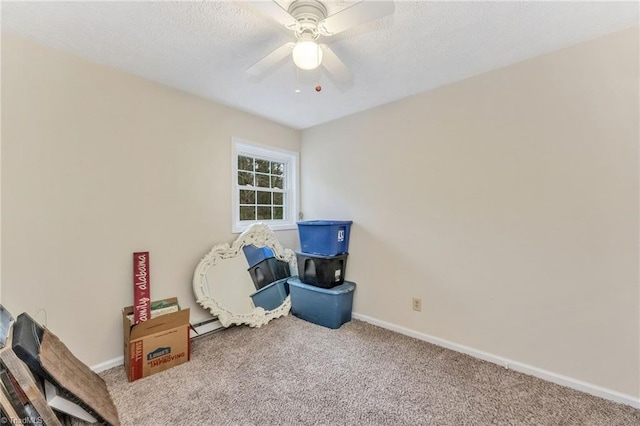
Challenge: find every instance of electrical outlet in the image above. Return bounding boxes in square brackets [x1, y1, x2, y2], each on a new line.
[412, 297, 422, 312]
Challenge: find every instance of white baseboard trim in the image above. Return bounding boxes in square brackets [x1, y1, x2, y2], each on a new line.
[190, 319, 223, 339]
[91, 356, 124, 373]
[351, 312, 640, 409]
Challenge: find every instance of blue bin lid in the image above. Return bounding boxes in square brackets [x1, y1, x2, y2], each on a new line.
[287, 276, 356, 294]
[297, 220, 353, 226]
[295, 251, 348, 259]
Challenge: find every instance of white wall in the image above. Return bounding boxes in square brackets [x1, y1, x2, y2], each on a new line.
[1, 34, 300, 365]
[301, 27, 639, 398]
[2, 25, 639, 401]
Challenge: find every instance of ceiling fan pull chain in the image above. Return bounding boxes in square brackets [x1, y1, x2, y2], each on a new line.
[315, 64, 322, 93]
[295, 64, 301, 94]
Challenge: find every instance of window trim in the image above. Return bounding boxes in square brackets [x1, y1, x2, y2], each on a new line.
[232, 138, 299, 233]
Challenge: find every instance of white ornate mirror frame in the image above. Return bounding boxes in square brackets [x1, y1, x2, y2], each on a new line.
[193, 223, 297, 328]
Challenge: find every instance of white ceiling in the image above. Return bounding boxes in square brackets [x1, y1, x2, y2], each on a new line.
[2, 1, 638, 129]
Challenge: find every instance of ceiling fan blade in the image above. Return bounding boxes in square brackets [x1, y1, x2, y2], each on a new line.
[319, 44, 353, 84]
[318, 1, 395, 36]
[247, 42, 295, 76]
[250, 1, 299, 30]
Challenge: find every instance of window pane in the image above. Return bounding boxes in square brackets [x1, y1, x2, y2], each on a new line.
[240, 206, 255, 220]
[238, 156, 254, 171]
[234, 141, 297, 231]
[257, 206, 272, 220]
[240, 190, 255, 204]
[273, 207, 283, 220]
[271, 162, 284, 176]
[271, 176, 283, 189]
[257, 191, 271, 205]
[255, 159, 270, 173]
[238, 171, 254, 186]
[256, 174, 270, 188]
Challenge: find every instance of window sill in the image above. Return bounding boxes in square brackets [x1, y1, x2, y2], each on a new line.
[232, 222, 297, 234]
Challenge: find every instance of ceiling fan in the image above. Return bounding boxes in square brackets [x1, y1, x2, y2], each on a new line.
[247, 0, 395, 85]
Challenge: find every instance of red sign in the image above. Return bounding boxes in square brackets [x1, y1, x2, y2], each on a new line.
[133, 251, 151, 324]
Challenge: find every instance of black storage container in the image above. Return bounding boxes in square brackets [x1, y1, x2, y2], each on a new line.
[248, 257, 291, 290]
[296, 251, 348, 289]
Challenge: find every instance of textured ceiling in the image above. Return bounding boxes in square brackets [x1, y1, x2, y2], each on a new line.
[2, 1, 638, 129]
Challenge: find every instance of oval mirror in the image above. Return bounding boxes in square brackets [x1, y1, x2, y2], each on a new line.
[193, 223, 298, 327]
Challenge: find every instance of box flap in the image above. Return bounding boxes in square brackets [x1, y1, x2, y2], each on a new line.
[122, 297, 179, 317]
[122, 298, 189, 341]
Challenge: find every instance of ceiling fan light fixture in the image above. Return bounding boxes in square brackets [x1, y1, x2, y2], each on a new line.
[292, 40, 322, 70]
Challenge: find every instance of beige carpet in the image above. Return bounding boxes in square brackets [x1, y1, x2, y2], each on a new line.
[94, 315, 638, 425]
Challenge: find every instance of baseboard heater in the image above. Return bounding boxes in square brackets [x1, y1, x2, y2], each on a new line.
[189, 318, 223, 339]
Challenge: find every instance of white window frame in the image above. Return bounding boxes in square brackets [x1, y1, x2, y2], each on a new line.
[232, 138, 299, 233]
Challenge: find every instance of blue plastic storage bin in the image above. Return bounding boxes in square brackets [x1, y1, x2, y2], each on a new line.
[242, 245, 275, 268]
[297, 220, 353, 256]
[250, 277, 290, 311]
[287, 277, 356, 329]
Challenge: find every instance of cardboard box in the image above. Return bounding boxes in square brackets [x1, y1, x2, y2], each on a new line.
[122, 297, 190, 382]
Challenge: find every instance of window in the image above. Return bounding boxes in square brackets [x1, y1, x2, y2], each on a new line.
[232, 139, 298, 233]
